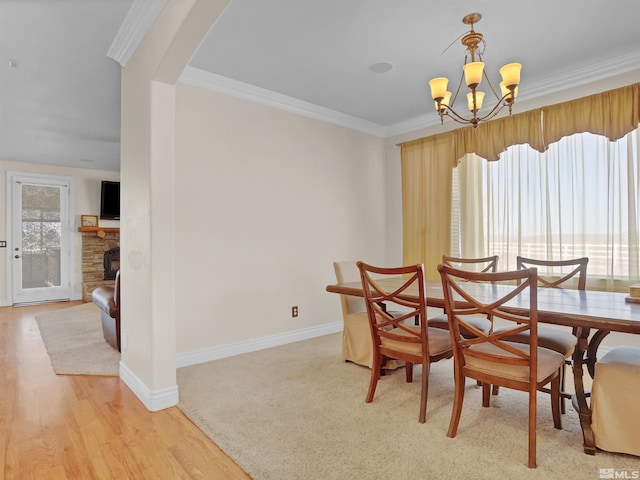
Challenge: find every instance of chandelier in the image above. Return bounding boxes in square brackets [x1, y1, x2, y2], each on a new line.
[428, 13, 522, 128]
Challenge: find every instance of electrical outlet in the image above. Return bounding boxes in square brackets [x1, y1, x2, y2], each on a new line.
[292, 306, 298, 317]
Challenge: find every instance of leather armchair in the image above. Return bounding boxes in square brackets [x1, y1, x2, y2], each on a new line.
[91, 270, 121, 351]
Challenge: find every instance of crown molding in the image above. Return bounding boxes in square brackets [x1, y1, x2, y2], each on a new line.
[180, 67, 387, 138]
[182, 49, 639, 139]
[520, 49, 640, 101]
[109, 0, 640, 138]
[107, 0, 168, 66]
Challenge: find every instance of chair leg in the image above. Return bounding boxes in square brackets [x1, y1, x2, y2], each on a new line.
[419, 362, 430, 423]
[482, 382, 491, 407]
[528, 386, 537, 469]
[550, 373, 562, 430]
[447, 367, 465, 438]
[366, 354, 381, 403]
[560, 361, 569, 414]
[405, 362, 413, 383]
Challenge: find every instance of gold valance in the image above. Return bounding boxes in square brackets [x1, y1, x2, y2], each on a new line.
[401, 82, 640, 164]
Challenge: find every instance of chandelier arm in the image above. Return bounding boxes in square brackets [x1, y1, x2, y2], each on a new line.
[475, 103, 507, 122]
[444, 89, 514, 125]
[444, 112, 475, 126]
[474, 94, 513, 122]
[482, 68, 502, 101]
[442, 106, 478, 125]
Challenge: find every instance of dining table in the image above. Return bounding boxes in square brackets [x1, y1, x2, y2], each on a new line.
[326, 276, 640, 455]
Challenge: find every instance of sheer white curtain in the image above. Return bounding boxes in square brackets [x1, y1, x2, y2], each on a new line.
[454, 127, 640, 290]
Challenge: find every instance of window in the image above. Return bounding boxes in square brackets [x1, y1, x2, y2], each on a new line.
[453, 127, 639, 289]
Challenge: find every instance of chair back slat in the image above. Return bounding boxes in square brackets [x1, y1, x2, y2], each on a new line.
[516, 256, 588, 290]
[443, 255, 499, 275]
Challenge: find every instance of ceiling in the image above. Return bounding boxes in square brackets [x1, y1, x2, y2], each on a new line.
[2, 0, 640, 172]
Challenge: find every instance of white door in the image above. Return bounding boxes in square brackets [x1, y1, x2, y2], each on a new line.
[9, 173, 73, 304]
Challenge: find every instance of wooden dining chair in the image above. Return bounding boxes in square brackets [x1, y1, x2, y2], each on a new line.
[438, 264, 564, 468]
[357, 261, 453, 423]
[427, 255, 497, 336]
[498, 256, 588, 412]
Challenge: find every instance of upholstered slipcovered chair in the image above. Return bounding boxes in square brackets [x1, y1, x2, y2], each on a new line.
[333, 261, 375, 367]
[591, 346, 640, 457]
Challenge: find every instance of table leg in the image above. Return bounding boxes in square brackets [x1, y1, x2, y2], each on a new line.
[571, 327, 596, 454]
[585, 329, 610, 378]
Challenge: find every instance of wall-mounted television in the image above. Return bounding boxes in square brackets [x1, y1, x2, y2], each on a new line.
[100, 180, 120, 220]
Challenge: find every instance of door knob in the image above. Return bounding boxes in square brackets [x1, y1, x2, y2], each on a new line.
[14, 255, 20, 259]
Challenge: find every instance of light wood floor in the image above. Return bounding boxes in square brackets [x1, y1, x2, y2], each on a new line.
[1, 301, 252, 480]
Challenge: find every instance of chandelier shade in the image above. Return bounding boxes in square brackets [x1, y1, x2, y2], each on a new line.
[428, 13, 522, 127]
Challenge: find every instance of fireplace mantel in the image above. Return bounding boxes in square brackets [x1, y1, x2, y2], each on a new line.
[78, 227, 119, 232]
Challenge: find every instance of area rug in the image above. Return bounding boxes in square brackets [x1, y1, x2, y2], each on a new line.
[177, 333, 639, 480]
[35, 302, 120, 376]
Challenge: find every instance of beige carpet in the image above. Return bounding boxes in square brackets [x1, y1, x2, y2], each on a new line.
[177, 333, 639, 480]
[36, 302, 120, 376]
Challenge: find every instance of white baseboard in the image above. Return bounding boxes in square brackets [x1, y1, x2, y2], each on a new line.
[176, 321, 343, 368]
[119, 360, 180, 412]
[119, 322, 342, 411]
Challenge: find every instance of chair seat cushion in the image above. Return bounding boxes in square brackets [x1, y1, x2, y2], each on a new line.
[494, 325, 576, 357]
[591, 346, 640, 456]
[428, 313, 492, 335]
[381, 326, 452, 357]
[464, 341, 565, 383]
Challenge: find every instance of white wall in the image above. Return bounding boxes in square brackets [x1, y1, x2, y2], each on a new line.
[174, 84, 388, 353]
[0, 160, 119, 304]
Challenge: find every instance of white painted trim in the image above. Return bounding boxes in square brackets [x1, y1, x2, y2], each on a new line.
[521, 50, 640, 102]
[107, 0, 168, 67]
[181, 51, 640, 139]
[111, 1, 640, 137]
[176, 321, 343, 368]
[123, 322, 341, 410]
[119, 361, 180, 412]
[179, 67, 387, 138]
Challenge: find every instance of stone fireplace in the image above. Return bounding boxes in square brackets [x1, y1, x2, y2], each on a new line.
[80, 230, 120, 302]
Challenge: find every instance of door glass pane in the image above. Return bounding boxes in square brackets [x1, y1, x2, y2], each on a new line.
[21, 185, 62, 288]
